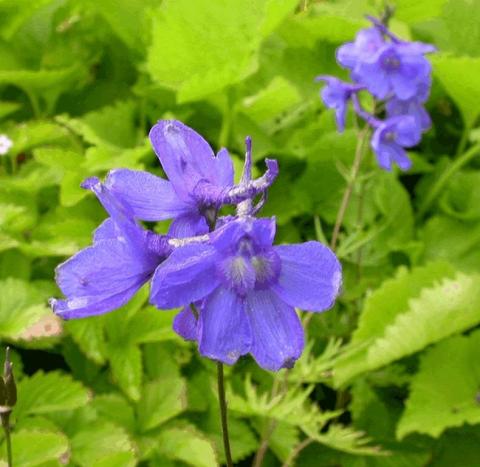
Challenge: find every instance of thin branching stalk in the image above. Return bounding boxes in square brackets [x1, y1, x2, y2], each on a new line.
[2, 413, 12, 467]
[281, 437, 314, 467]
[330, 126, 370, 251]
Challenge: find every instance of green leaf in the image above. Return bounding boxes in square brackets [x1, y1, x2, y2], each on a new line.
[147, 0, 296, 102]
[394, 0, 448, 22]
[440, 171, 480, 220]
[397, 330, 480, 439]
[334, 262, 455, 385]
[92, 393, 136, 433]
[239, 76, 301, 127]
[108, 343, 142, 400]
[128, 307, 178, 344]
[15, 371, 90, 419]
[156, 426, 218, 467]
[136, 376, 187, 432]
[442, 0, 480, 57]
[0, 429, 69, 467]
[66, 317, 107, 365]
[0, 278, 51, 339]
[432, 54, 480, 128]
[70, 421, 136, 467]
[367, 273, 480, 369]
[420, 216, 480, 272]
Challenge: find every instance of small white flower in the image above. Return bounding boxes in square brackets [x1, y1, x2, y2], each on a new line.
[0, 134, 13, 156]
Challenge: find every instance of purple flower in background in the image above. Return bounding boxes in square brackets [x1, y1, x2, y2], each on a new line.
[106, 121, 278, 238]
[355, 41, 434, 100]
[336, 27, 385, 75]
[386, 97, 431, 132]
[371, 116, 421, 171]
[315, 76, 364, 132]
[50, 177, 171, 319]
[150, 217, 341, 371]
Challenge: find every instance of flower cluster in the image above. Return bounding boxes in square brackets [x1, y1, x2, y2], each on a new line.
[50, 120, 342, 371]
[317, 16, 435, 171]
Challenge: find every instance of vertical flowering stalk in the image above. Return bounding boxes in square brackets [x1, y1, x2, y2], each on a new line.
[316, 12, 434, 248]
[0, 348, 17, 467]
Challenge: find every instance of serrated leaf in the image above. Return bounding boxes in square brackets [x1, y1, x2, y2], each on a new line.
[147, 0, 296, 102]
[137, 377, 187, 432]
[0, 278, 51, 339]
[108, 343, 142, 400]
[156, 426, 218, 467]
[70, 421, 136, 467]
[15, 371, 90, 419]
[304, 424, 383, 457]
[240, 76, 301, 127]
[367, 273, 480, 369]
[397, 330, 480, 439]
[92, 393, 136, 433]
[0, 429, 69, 467]
[66, 317, 107, 365]
[334, 262, 455, 385]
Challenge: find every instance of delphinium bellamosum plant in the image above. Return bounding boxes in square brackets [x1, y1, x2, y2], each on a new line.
[315, 12, 434, 254]
[317, 14, 434, 172]
[50, 120, 342, 464]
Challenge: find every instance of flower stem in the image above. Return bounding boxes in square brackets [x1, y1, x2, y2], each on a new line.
[217, 362, 233, 467]
[330, 126, 370, 250]
[2, 413, 12, 467]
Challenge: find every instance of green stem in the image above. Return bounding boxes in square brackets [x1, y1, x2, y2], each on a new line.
[330, 126, 370, 250]
[217, 362, 233, 467]
[2, 413, 12, 467]
[418, 143, 480, 218]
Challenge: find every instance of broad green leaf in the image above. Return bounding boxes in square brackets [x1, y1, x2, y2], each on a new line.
[440, 171, 480, 220]
[240, 76, 301, 127]
[420, 216, 480, 271]
[0, 278, 51, 339]
[108, 343, 142, 400]
[137, 377, 187, 432]
[394, 0, 448, 22]
[397, 331, 480, 438]
[92, 393, 136, 433]
[367, 273, 480, 369]
[147, 0, 297, 102]
[442, 0, 480, 57]
[0, 101, 21, 119]
[66, 317, 107, 365]
[15, 371, 90, 419]
[33, 147, 84, 171]
[70, 421, 136, 467]
[334, 262, 455, 385]
[156, 426, 218, 467]
[0, 429, 69, 467]
[432, 54, 480, 128]
[128, 307, 177, 344]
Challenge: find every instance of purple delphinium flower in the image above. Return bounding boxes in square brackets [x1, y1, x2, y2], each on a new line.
[150, 217, 342, 371]
[354, 41, 434, 100]
[386, 97, 431, 132]
[315, 76, 364, 132]
[49, 177, 171, 319]
[105, 120, 278, 238]
[336, 27, 385, 76]
[371, 116, 421, 171]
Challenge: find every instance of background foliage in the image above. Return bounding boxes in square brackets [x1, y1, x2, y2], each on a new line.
[0, 0, 479, 465]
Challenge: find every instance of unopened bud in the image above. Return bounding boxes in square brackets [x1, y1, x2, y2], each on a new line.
[3, 348, 16, 408]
